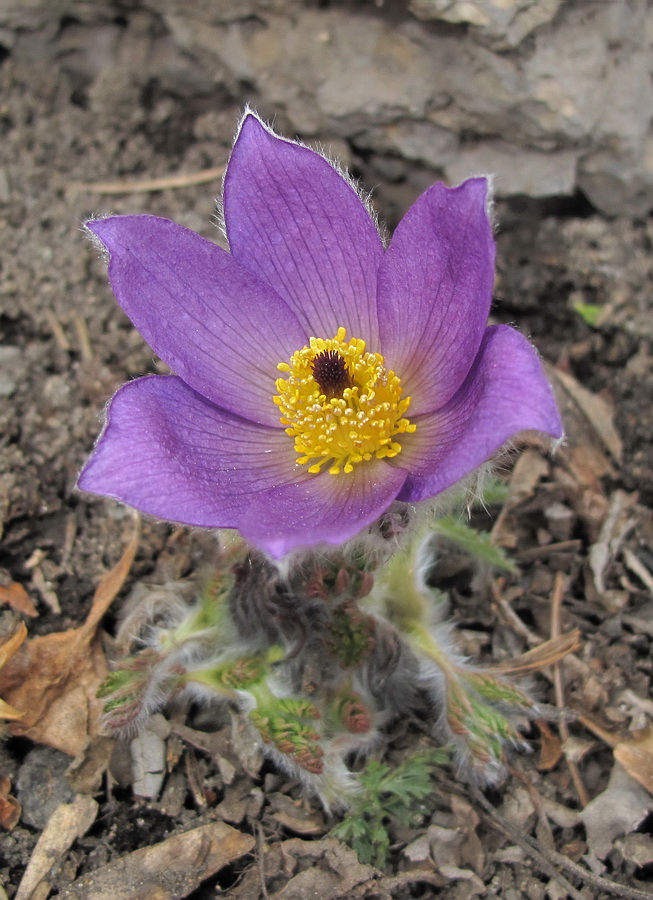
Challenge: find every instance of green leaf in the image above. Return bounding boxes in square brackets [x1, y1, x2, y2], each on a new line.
[330, 749, 450, 868]
[479, 478, 510, 506]
[573, 302, 602, 327]
[431, 517, 517, 573]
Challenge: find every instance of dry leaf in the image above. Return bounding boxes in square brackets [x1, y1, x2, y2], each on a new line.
[15, 795, 98, 900]
[588, 489, 638, 594]
[491, 449, 550, 547]
[564, 444, 615, 488]
[614, 724, 653, 795]
[552, 367, 623, 464]
[67, 736, 114, 794]
[0, 583, 38, 617]
[268, 838, 378, 899]
[581, 763, 653, 860]
[615, 745, 653, 794]
[536, 720, 563, 771]
[0, 521, 139, 756]
[57, 821, 255, 899]
[0, 618, 27, 722]
[267, 792, 326, 836]
[580, 714, 653, 794]
[0, 618, 28, 670]
[0, 774, 21, 830]
[616, 833, 653, 868]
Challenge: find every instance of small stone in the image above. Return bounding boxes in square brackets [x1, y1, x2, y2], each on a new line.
[16, 746, 76, 830]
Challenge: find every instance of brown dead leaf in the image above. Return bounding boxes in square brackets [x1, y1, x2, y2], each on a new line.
[0, 774, 21, 830]
[564, 444, 615, 489]
[615, 745, 653, 795]
[0, 582, 38, 617]
[580, 716, 653, 795]
[0, 618, 28, 670]
[0, 520, 139, 756]
[58, 820, 255, 900]
[614, 724, 653, 795]
[0, 618, 27, 722]
[267, 792, 327, 836]
[536, 720, 563, 770]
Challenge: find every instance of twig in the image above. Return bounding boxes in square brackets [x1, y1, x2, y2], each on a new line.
[467, 786, 584, 900]
[550, 572, 590, 807]
[469, 786, 653, 900]
[623, 548, 653, 597]
[45, 311, 71, 352]
[491, 578, 542, 647]
[255, 822, 269, 900]
[517, 539, 582, 562]
[68, 164, 226, 194]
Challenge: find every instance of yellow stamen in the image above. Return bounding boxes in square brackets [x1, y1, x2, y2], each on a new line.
[273, 327, 416, 475]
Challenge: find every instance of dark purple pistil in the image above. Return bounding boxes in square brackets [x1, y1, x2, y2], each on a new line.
[312, 350, 353, 400]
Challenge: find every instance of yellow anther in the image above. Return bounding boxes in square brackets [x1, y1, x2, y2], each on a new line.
[273, 327, 415, 475]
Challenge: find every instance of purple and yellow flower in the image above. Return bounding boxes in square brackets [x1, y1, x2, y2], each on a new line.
[79, 112, 562, 558]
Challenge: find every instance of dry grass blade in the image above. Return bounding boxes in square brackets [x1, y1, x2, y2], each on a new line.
[68, 164, 226, 194]
[550, 573, 589, 807]
[82, 514, 141, 635]
[489, 629, 582, 674]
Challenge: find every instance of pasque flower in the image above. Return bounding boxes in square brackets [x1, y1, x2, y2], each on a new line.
[79, 112, 562, 558]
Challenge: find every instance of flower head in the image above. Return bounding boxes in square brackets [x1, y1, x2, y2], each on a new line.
[79, 112, 562, 558]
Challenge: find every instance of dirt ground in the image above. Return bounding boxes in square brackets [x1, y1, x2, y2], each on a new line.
[1, 3, 653, 899]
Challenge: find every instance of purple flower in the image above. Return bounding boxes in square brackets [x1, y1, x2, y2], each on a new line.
[79, 112, 562, 558]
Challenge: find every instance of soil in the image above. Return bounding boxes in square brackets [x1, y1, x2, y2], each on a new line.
[1, 4, 653, 900]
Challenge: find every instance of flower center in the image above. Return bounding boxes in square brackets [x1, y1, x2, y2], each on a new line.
[273, 327, 416, 475]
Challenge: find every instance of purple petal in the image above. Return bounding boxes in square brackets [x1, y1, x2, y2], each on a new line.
[377, 178, 495, 415]
[224, 113, 384, 347]
[87, 215, 307, 427]
[239, 459, 407, 558]
[78, 375, 308, 526]
[395, 325, 563, 502]
[78, 375, 407, 558]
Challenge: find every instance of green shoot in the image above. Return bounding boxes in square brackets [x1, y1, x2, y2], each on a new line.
[330, 748, 450, 868]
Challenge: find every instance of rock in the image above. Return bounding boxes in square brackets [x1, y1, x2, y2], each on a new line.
[408, 0, 563, 50]
[352, 120, 458, 171]
[6, 0, 653, 216]
[16, 746, 76, 830]
[445, 142, 578, 197]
